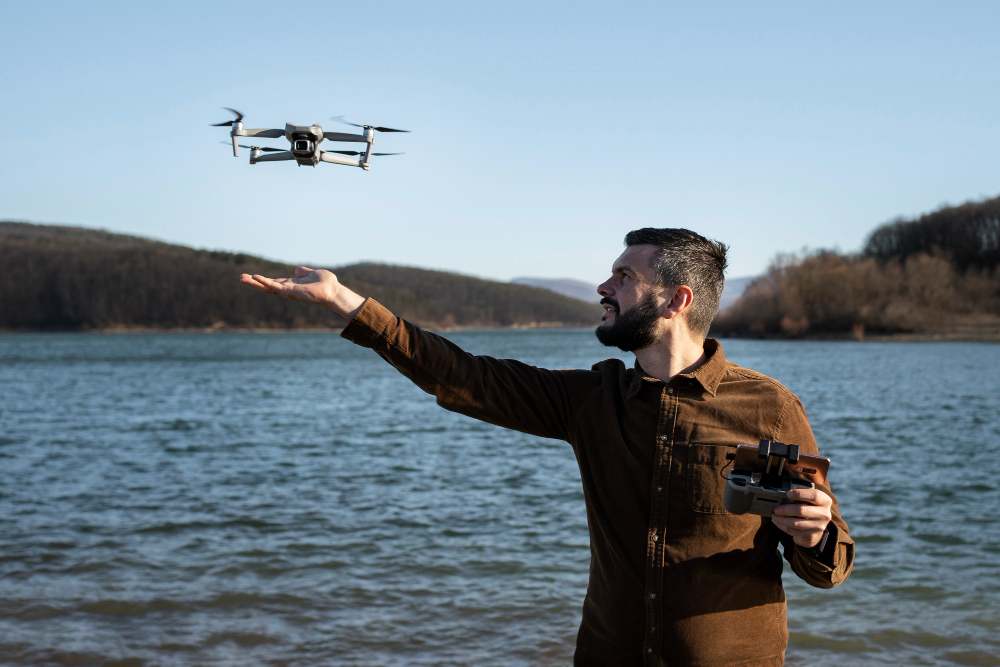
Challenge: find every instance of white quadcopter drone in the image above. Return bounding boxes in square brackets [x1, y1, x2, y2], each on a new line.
[212, 108, 408, 170]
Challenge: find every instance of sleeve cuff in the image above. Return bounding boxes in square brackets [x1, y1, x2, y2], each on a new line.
[809, 527, 831, 560]
[796, 522, 841, 572]
[340, 298, 395, 348]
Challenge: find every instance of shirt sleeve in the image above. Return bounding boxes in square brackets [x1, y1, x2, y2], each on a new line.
[775, 394, 855, 588]
[340, 298, 597, 441]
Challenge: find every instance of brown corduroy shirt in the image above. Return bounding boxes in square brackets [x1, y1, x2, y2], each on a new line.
[341, 299, 854, 667]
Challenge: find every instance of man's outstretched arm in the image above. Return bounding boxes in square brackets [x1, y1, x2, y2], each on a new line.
[239, 267, 597, 442]
[240, 266, 366, 320]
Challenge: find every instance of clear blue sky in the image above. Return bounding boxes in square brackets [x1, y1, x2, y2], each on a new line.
[2, 1, 998, 284]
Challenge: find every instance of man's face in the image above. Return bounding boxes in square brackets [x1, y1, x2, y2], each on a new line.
[594, 245, 664, 352]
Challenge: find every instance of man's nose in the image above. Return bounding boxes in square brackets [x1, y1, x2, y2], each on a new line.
[597, 279, 614, 298]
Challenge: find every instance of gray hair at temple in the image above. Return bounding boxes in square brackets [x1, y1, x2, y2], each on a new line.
[624, 228, 729, 339]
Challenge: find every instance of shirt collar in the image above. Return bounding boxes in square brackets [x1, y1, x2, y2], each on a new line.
[626, 338, 727, 399]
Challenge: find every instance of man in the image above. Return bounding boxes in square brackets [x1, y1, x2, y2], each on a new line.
[240, 228, 853, 666]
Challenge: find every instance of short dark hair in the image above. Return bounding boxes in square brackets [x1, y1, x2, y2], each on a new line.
[624, 228, 728, 338]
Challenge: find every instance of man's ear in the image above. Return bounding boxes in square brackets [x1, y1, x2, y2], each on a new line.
[661, 285, 694, 320]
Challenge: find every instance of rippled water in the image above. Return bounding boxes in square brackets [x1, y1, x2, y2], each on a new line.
[1, 331, 998, 666]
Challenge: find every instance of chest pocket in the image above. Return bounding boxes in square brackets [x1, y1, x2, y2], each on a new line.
[686, 443, 738, 514]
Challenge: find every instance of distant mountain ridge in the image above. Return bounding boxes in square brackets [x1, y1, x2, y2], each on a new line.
[510, 277, 600, 303]
[513, 274, 756, 312]
[0, 222, 602, 331]
[718, 276, 754, 312]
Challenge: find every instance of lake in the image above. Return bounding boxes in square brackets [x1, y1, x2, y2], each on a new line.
[1, 331, 998, 666]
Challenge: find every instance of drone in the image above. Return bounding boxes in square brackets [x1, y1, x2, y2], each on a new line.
[212, 108, 408, 170]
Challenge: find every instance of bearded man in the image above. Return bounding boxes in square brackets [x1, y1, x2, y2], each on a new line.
[240, 228, 853, 666]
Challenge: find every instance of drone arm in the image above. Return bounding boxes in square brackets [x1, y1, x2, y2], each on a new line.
[319, 151, 361, 167]
[322, 131, 367, 143]
[235, 128, 286, 139]
[251, 151, 295, 163]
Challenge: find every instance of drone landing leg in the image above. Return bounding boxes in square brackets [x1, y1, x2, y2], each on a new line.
[231, 122, 242, 157]
[360, 127, 375, 170]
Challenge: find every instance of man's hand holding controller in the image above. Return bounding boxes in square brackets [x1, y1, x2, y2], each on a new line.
[772, 487, 833, 550]
[724, 440, 833, 552]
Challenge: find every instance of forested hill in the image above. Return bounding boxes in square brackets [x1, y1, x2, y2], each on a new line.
[712, 195, 1000, 340]
[0, 222, 602, 331]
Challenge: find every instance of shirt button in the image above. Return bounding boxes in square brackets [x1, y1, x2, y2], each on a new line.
[656, 485, 662, 492]
[647, 648, 653, 654]
[667, 387, 674, 394]
[659, 435, 668, 442]
[652, 534, 658, 541]
[649, 593, 656, 600]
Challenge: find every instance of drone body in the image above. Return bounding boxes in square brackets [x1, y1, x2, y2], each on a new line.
[213, 109, 407, 171]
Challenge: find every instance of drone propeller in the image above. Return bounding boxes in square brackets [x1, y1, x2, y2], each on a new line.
[218, 142, 284, 152]
[210, 107, 244, 127]
[329, 151, 404, 156]
[240, 144, 284, 152]
[331, 116, 409, 133]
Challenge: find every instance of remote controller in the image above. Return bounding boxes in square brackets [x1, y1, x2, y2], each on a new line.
[723, 471, 814, 516]
[721, 440, 828, 517]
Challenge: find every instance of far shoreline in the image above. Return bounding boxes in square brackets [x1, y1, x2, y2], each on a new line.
[1, 326, 998, 342]
[718, 332, 1000, 343]
[0, 322, 596, 335]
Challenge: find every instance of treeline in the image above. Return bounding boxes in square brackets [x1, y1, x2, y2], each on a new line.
[865, 195, 999, 271]
[712, 196, 1000, 338]
[0, 222, 601, 331]
[336, 263, 601, 328]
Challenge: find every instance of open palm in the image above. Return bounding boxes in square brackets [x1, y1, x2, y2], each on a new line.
[239, 266, 340, 305]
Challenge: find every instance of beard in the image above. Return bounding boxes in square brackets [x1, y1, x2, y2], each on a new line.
[595, 294, 661, 352]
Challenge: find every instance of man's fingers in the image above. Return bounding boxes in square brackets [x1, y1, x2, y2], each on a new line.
[777, 490, 833, 539]
[771, 521, 822, 547]
[786, 487, 832, 507]
[771, 514, 827, 546]
[240, 273, 275, 293]
[252, 274, 288, 294]
[239, 273, 295, 297]
[771, 515, 804, 534]
[772, 514, 825, 532]
[772, 502, 831, 520]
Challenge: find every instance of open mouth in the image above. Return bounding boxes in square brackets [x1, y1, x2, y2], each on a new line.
[600, 298, 619, 319]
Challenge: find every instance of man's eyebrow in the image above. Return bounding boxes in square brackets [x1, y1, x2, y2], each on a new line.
[613, 264, 639, 275]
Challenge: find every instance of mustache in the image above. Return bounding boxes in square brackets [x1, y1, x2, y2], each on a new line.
[600, 297, 620, 313]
